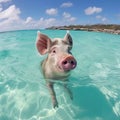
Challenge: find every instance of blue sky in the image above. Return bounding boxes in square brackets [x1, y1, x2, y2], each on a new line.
[0, 0, 120, 31]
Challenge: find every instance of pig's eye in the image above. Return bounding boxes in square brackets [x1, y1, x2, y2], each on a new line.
[51, 47, 57, 54]
[53, 50, 56, 53]
[52, 49, 56, 54]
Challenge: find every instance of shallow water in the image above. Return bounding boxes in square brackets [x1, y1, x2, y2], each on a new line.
[0, 30, 120, 120]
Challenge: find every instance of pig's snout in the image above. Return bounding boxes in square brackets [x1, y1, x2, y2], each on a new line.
[60, 56, 77, 71]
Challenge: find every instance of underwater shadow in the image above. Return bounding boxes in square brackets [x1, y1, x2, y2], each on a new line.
[71, 76, 119, 120]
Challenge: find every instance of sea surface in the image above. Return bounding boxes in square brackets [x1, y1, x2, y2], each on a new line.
[0, 30, 120, 120]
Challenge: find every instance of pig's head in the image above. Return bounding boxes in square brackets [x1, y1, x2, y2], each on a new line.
[36, 31, 77, 80]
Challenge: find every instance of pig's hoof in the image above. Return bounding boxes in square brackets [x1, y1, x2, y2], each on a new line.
[53, 100, 58, 108]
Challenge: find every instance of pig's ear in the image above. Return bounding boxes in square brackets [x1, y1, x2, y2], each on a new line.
[36, 31, 52, 55]
[64, 31, 73, 49]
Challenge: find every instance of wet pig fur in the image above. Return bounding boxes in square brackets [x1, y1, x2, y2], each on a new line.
[36, 31, 77, 108]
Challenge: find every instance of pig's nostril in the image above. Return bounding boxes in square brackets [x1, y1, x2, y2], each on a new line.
[71, 61, 74, 65]
[63, 61, 67, 65]
[63, 60, 75, 66]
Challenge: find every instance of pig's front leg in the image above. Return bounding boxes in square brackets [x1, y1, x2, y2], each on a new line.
[64, 84, 73, 100]
[47, 82, 58, 108]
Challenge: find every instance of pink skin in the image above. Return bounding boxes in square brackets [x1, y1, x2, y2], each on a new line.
[36, 31, 77, 108]
[60, 55, 77, 71]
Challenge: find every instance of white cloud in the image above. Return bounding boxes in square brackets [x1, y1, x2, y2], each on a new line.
[0, 0, 11, 13]
[38, 18, 57, 27]
[63, 12, 76, 22]
[96, 15, 107, 22]
[61, 2, 73, 8]
[0, 5, 21, 32]
[0, 4, 76, 32]
[24, 18, 57, 29]
[63, 12, 71, 18]
[25, 17, 33, 24]
[0, 5, 25, 31]
[0, 5, 58, 31]
[101, 17, 107, 22]
[0, 0, 11, 3]
[69, 17, 76, 22]
[46, 8, 58, 15]
[85, 6, 102, 15]
[0, 5, 20, 20]
[0, 14, 58, 32]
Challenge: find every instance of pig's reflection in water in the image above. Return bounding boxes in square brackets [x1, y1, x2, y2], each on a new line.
[36, 31, 77, 108]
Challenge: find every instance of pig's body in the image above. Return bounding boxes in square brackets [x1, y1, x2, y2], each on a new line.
[36, 31, 77, 108]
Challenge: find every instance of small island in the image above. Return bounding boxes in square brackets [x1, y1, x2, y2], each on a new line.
[46, 24, 120, 35]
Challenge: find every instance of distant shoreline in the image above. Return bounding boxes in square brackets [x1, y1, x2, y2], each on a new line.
[0, 24, 120, 34]
[46, 24, 120, 35]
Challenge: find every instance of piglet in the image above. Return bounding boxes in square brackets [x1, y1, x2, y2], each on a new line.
[36, 31, 77, 108]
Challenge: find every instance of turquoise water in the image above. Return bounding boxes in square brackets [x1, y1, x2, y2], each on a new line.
[0, 30, 120, 120]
